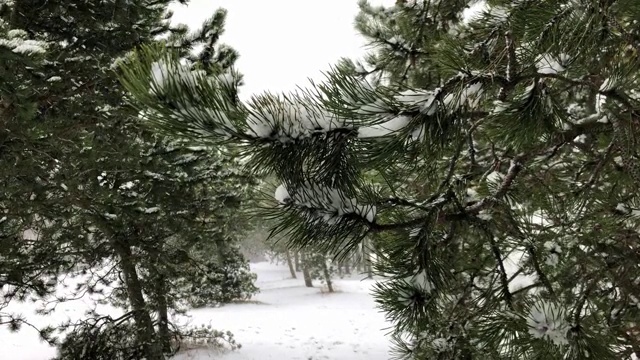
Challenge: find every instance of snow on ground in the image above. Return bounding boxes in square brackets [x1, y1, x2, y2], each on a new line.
[174, 262, 390, 360]
[1, 262, 391, 360]
[1, 267, 125, 360]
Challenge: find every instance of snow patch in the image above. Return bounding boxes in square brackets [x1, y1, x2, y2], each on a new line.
[274, 184, 290, 204]
[357, 115, 411, 138]
[0, 38, 46, 55]
[103, 213, 118, 220]
[144, 207, 160, 214]
[536, 54, 570, 75]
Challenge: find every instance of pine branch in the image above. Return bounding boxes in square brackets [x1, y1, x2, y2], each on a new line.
[370, 216, 429, 232]
[370, 114, 611, 232]
[466, 120, 481, 171]
[608, 114, 640, 186]
[511, 282, 542, 296]
[438, 139, 464, 192]
[499, 30, 518, 101]
[481, 223, 513, 309]
[375, 197, 435, 212]
[573, 278, 597, 328]
[465, 155, 524, 214]
[526, 245, 554, 296]
[573, 138, 616, 195]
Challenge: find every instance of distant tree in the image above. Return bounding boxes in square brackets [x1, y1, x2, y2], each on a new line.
[285, 250, 297, 279]
[307, 253, 336, 293]
[299, 252, 314, 288]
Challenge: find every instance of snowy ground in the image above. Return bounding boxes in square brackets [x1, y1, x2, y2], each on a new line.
[1, 262, 391, 360]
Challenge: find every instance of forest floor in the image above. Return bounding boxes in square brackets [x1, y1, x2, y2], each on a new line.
[1, 261, 391, 360]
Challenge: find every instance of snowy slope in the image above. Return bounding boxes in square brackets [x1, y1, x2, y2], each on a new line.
[0, 262, 391, 360]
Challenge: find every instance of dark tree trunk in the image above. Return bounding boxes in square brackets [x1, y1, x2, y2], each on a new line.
[294, 251, 301, 272]
[344, 261, 351, 275]
[113, 240, 163, 360]
[154, 273, 172, 354]
[285, 250, 297, 279]
[300, 253, 313, 287]
[321, 259, 334, 293]
[215, 237, 228, 263]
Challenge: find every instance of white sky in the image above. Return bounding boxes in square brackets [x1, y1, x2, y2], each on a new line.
[169, 0, 394, 100]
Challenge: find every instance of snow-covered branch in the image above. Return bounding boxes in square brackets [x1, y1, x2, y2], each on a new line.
[275, 183, 376, 225]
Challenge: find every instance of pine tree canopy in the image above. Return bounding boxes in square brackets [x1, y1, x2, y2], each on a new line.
[2, 1, 257, 357]
[120, 0, 640, 359]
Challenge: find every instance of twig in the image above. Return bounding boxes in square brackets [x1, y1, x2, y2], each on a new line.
[466, 155, 524, 214]
[477, 223, 513, 309]
[526, 245, 555, 296]
[438, 139, 464, 192]
[573, 138, 616, 195]
[375, 197, 435, 212]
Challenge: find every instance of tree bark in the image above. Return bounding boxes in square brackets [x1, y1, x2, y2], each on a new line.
[300, 253, 313, 287]
[363, 241, 373, 279]
[215, 236, 229, 264]
[154, 273, 172, 354]
[113, 240, 163, 360]
[285, 250, 296, 279]
[294, 251, 301, 272]
[344, 261, 351, 275]
[321, 259, 334, 293]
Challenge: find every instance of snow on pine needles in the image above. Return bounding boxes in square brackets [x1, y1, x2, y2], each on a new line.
[274, 183, 377, 225]
[525, 300, 570, 346]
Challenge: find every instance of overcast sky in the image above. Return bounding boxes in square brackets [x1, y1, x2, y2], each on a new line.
[169, 0, 394, 100]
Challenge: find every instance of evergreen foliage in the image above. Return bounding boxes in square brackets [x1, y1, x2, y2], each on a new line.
[179, 244, 258, 308]
[55, 318, 147, 360]
[1, 1, 256, 359]
[120, 0, 640, 358]
[0, 3, 71, 323]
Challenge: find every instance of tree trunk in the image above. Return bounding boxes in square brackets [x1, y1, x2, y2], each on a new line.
[337, 263, 342, 277]
[344, 261, 351, 275]
[154, 273, 172, 354]
[321, 259, 334, 293]
[363, 241, 373, 279]
[215, 237, 229, 264]
[285, 250, 297, 279]
[294, 251, 301, 272]
[300, 253, 313, 287]
[113, 240, 163, 360]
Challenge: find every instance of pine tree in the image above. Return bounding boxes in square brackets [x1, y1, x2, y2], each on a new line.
[63, 8, 256, 359]
[0, 12, 67, 334]
[120, 0, 640, 358]
[1, 1, 191, 358]
[2, 1, 256, 359]
[306, 252, 336, 293]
